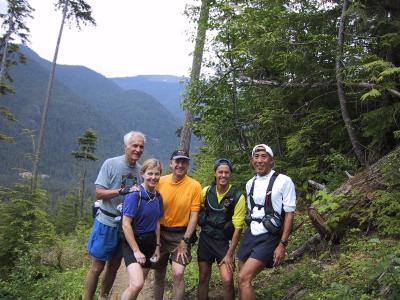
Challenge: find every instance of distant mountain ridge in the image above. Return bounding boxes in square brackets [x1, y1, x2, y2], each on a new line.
[0, 46, 182, 191]
[112, 75, 187, 120]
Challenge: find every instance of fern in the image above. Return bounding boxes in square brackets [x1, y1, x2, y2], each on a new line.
[361, 88, 381, 101]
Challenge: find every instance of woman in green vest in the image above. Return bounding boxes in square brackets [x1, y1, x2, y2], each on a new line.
[197, 158, 246, 300]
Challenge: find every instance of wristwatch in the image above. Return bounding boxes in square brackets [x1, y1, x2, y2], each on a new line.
[280, 239, 288, 247]
[182, 237, 190, 245]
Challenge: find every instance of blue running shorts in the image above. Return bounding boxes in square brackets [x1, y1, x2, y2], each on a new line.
[87, 219, 122, 261]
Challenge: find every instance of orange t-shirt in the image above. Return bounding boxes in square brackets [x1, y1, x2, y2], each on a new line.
[157, 174, 201, 227]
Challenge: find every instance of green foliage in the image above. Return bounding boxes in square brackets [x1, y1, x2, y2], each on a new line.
[0, 0, 33, 44]
[0, 81, 15, 95]
[32, 266, 87, 299]
[0, 183, 56, 276]
[0, 222, 91, 299]
[361, 88, 381, 101]
[370, 191, 400, 236]
[0, 133, 14, 143]
[70, 128, 98, 220]
[52, 189, 80, 234]
[380, 67, 400, 78]
[0, 250, 51, 299]
[188, 0, 400, 190]
[56, 0, 96, 30]
[394, 130, 400, 140]
[379, 148, 400, 190]
[360, 103, 400, 155]
[312, 189, 336, 214]
[0, 183, 91, 299]
[0, 106, 16, 122]
[320, 149, 358, 189]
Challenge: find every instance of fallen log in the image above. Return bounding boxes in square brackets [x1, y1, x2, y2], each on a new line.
[308, 147, 399, 242]
[288, 233, 321, 259]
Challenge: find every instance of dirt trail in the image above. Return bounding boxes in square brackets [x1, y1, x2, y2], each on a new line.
[108, 262, 224, 300]
[108, 261, 155, 300]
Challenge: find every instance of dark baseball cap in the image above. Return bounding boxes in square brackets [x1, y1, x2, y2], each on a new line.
[170, 149, 190, 160]
[214, 158, 233, 171]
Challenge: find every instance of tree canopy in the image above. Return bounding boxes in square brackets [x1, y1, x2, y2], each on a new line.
[188, 0, 400, 190]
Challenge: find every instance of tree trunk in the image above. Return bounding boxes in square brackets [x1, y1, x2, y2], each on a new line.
[288, 233, 321, 259]
[179, 0, 210, 153]
[0, 17, 14, 84]
[32, 2, 68, 191]
[0, 38, 10, 84]
[227, 49, 250, 154]
[80, 167, 86, 218]
[335, 0, 366, 167]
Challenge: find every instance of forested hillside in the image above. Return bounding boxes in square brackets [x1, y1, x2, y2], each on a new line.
[0, 47, 180, 190]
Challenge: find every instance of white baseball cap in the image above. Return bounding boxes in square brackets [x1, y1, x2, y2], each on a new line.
[251, 144, 274, 157]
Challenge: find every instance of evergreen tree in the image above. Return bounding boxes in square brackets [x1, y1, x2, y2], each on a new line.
[0, 0, 33, 84]
[0, 0, 33, 143]
[32, 0, 96, 191]
[71, 128, 97, 218]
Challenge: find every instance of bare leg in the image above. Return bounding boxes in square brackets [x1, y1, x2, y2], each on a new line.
[218, 262, 234, 300]
[100, 255, 122, 298]
[121, 264, 150, 300]
[171, 261, 186, 300]
[154, 266, 167, 300]
[84, 258, 105, 300]
[198, 261, 212, 300]
[238, 258, 265, 300]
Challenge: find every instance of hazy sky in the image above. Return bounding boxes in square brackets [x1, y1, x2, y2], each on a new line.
[1, 0, 196, 78]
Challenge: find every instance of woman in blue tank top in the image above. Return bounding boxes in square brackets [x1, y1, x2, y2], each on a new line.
[121, 159, 164, 299]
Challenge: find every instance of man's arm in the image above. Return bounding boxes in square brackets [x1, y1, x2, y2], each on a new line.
[184, 211, 198, 239]
[176, 211, 198, 264]
[273, 211, 294, 266]
[96, 186, 139, 200]
[95, 187, 121, 200]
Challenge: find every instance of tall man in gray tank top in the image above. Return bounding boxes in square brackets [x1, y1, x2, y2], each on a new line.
[84, 131, 145, 300]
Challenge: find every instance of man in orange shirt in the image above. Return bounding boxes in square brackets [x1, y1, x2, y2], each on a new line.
[153, 150, 202, 300]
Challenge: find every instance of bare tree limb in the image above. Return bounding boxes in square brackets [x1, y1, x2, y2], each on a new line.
[308, 180, 327, 191]
[239, 76, 400, 98]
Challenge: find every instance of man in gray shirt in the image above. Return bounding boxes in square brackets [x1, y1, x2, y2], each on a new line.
[84, 131, 145, 300]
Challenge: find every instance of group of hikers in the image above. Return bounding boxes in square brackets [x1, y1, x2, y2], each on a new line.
[83, 131, 296, 300]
